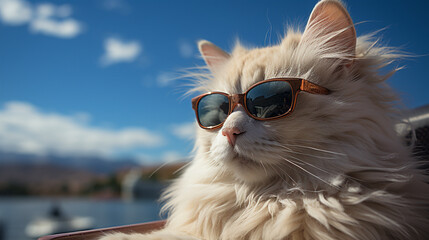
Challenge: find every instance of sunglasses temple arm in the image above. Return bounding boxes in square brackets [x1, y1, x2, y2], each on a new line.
[191, 97, 200, 110]
[300, 80, 330, 95]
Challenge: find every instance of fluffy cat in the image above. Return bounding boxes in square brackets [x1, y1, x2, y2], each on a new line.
[101, 0, 429, 239]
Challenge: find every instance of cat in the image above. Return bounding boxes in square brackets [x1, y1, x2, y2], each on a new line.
[101, 0, 429, 239]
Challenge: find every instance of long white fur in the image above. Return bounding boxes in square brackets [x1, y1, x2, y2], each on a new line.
[100, 1, 429, 239]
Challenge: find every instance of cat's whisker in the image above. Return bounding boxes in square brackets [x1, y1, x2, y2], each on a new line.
[267, 138, 346, 157]
[277, 145, 338, 160]
[268, 164, 297, 187]
[282, 153, 337, 177]
[259, 161, 269, 177]
[269, 166, 288, 184]
[275, 147, 340, 181]
[173, 160, 193, 175]
[283, 143, 347, 157]
[149, 161, 170, 179]
[262, 139, 293, 150]
[277, 155, 339, 190]
[289, 139, 349, 148]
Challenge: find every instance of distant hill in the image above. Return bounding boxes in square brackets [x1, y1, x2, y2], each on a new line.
[0, 162, 102, 195]
[0, 152, 141, 174]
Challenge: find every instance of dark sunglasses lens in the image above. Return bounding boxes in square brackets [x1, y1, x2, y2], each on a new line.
[246, 81, 293, 119]
[198, 94, 229, 128]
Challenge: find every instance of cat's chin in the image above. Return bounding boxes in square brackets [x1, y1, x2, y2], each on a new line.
[209, 133, 275, 183]
[233, 154, 256, 165]
[225, 153, 275, 184]
[228, 154, 256, 167]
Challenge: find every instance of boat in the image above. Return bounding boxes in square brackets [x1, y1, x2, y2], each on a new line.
[26, 203, 94, 239]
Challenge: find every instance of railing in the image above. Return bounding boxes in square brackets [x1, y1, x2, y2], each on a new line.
[38, 221, 166, 240]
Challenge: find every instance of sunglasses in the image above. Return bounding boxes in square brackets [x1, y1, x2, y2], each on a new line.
[191, 78, 330, 130]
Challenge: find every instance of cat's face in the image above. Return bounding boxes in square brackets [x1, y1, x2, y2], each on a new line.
[193, 1, 387, 185]
[196, 40, 339, 184]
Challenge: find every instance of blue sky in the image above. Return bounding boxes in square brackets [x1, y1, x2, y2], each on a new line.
[1, 0, 428, 164]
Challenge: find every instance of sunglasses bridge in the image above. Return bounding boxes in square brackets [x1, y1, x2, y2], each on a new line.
[230, 94, 245, 112]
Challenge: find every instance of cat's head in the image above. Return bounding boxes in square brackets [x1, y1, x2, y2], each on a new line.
[192, 0, 400, 187]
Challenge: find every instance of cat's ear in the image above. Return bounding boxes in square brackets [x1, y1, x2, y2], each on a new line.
[198, 40, 230, 72]
[301, 0, 356, 64]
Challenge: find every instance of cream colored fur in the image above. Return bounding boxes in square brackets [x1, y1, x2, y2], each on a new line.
[100, 1, 429, 239]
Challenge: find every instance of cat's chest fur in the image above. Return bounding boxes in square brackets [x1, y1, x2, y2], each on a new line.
[165, 173, 406, 240]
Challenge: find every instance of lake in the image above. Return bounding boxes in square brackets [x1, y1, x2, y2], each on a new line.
[0, 197, 163, 240]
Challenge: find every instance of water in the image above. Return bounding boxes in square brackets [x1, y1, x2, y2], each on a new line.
[0, 197, 163, 240]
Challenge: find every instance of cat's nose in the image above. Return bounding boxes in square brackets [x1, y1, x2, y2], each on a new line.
[222, 127, 245, 147]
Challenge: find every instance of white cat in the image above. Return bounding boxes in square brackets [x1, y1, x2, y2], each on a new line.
[101, 0, 429, 239]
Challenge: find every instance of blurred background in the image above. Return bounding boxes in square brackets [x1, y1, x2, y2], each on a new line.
[0, 0, 428, 239]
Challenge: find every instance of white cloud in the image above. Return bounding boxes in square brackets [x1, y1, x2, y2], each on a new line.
[156, 72, 178, 87]
[0, 0, 32, 25]
[178, 40, 194, 58]
[30, 18, 81, 38]
[0, 101, 165, 157]
[0, 0, 82, 38]
[102, 0, 130, 13]
[35, 3, 72, 19]
[30, 3, 81, 38]
[100, 37, 142, 66]
[135, 153, 157, 165]
[161, 151, 186, 163]
[172, 122, 195, 140]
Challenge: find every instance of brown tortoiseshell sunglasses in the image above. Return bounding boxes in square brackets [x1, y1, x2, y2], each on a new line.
[192, 78, 330, 130]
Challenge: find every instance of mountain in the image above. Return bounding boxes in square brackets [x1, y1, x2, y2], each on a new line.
[0, 152, 141, 174]
[0, 162, 101, 195]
